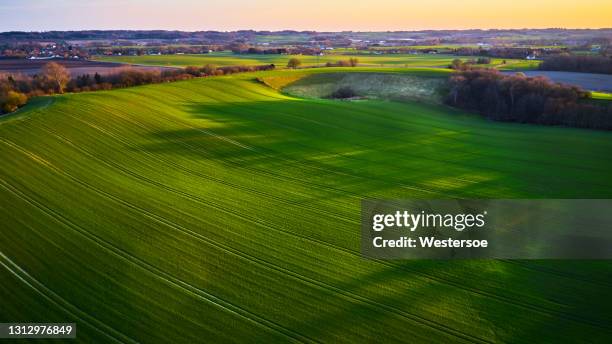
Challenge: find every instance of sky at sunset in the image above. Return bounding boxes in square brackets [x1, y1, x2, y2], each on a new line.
[1, 0, 611, 32]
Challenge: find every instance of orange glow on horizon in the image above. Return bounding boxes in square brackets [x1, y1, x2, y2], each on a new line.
[1, 0, 611, 31]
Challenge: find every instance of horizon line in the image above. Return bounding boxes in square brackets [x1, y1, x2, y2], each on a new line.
[2, 27, 612, 34]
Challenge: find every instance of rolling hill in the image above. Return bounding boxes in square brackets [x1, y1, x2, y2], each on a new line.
[1, 69, 611, 343]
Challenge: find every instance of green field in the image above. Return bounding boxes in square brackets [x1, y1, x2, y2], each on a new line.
[95, 51, 537, 70]
[1, 69, 611, 342]
[592, 91, 612, 100]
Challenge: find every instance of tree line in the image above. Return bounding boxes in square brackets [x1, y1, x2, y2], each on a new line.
[449, 58, 491, 70]
[539, 54, 612, 74]
[325, 58, 359, 67]
[446, 69, 612, 130]
[454, 47, 567, 59]
[1, 62, 275, 114]
[284, 57, 359, 68]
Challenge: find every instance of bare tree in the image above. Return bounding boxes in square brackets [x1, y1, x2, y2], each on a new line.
[42, 62, 70, 94]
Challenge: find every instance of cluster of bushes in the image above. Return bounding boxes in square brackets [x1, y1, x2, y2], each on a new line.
[1, 62, 276, 115]
[449, 58, 491, 70]
[446, 69, 612, 130]
[284, 57, 360, 69]
[183, 63, 275, 77]
[0, 88, 28, 113]
[539, 54, 612, 74]
[325, 58, 359, 67]
[0, 62, 72, 113]
[328, 87, 358, 99]
[68, 68, 187, 92]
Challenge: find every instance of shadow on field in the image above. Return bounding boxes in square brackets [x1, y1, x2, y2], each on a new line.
[130, 97, 612, 341]
[140, 96, 612, 198]
[134, 99, 512, 199]
[289, 259, 612, 342]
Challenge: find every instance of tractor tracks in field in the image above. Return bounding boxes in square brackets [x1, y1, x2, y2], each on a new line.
[3, 134, 489, 344]
[100, 101, 454, 199]
[87, 100, 612, 293]
[0, 97, 56, 126]
[39, 119, 362, 231]
[6, 88, 612, 335]
[0, 246, 136, 343]
[78, 89, 501, 203]
[0, 178, 317, 344]
[30, 111, 612, 333]
[4, 132, 611, 336]
[4, 82, 611, 341]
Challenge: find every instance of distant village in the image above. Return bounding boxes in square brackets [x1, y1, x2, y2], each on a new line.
[0, 29, 609, 61]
